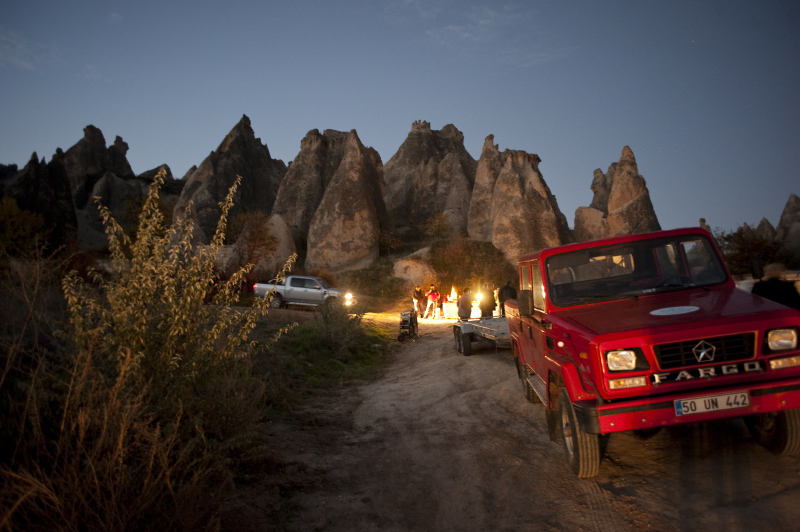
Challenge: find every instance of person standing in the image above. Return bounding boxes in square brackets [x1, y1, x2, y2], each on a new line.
[457, 287, 473, 320]
[752, 263, 800, 310]
[479, 283, 496, 318]
[423, 284, 438, 319]
[498, 280, 518, 317]
[411, 284, 424, 315]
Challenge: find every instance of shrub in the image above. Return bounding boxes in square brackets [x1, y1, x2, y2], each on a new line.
[713, 225, 797, 274]
[429, 237, 518, 293]
[0, 196, 51, 255]
[0, 170, 293, 531]
[425, 212, 450, 242]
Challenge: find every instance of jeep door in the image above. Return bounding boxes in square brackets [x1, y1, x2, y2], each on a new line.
[519, 260, 549, 379]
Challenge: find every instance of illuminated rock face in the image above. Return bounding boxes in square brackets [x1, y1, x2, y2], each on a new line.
[173, 115, 287, 244]
[486, 149, 573, 265]
[574, 146, 661, 243]
[272, 129, 351, 241]
[383, 121, 476, 238]
[305, 130, 386, 272]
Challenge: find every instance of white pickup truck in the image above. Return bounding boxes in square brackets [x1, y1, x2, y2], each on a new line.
[252, 275, 352, 309]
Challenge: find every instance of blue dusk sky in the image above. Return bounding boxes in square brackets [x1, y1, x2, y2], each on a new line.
[1, 0, 798, 233]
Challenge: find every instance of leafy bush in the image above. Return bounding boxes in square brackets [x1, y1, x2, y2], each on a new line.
[713, 225, 797, 274]
[425, 212, 450, 242]
[429, 237, 518, 293]
[0, 170, 291, 531]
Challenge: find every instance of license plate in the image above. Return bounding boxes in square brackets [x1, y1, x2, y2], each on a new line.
[674, 391, 750, 416]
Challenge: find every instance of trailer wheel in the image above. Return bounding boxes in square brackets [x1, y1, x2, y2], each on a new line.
[269, 294, 283, 309]
[453, 327, 462, 353]
[745, 409, 800, 455]
[559, 388, 599, 478]
[461, 331, 472, 356]
[520, 365, 541, 404]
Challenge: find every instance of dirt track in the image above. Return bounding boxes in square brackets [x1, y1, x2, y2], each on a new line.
[249, 315, 800, 531]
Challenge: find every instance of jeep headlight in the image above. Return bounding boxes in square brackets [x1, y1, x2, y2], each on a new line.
[606, 350, 637, 371]
[768, 329, 797, 351]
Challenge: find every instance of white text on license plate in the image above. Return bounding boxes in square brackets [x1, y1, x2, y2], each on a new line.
[674, 392, 750, 416]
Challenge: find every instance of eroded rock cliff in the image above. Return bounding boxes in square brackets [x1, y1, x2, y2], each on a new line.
[574, 146, 660, 242]
[305, 130, 386, 272]
[383, 121, 476, 237]
[173, 115, 287, 243]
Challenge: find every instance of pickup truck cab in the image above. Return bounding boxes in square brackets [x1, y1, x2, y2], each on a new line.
[506, 227, 800, 477]
[253, 275, 350, 309]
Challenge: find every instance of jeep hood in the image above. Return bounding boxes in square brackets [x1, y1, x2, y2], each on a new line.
[559, 288, 790, 336]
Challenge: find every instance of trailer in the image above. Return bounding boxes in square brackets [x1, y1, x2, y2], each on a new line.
[453, 317, 510, 356]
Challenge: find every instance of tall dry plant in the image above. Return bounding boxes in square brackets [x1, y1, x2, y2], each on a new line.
[1, 170, 295, 531]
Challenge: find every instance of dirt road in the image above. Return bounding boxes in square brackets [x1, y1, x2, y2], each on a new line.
[251, 315, 800, 531]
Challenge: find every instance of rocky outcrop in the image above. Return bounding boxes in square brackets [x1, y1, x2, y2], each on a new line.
[305, 130, 386, 272]
[217, 214, 296, 279]
[487, 149, 572, 264]
[467, 135, 505, 241]
[393, 259, 436, 286]
[574, 146, 660, 242]
[173, 115, 287, 243]
[0, 152, 78, 250]
[272, 129, 350, 241]
[383, 121, 476, 237]
[775, 194, 800, 257]
[754, 218, 777, 241]
[62, 126, 135, 210]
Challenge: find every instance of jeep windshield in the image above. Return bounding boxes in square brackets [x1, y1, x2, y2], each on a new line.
[545, 235, 728, 307]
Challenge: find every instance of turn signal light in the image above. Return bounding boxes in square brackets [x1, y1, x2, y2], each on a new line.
[609, 376, 647, 390]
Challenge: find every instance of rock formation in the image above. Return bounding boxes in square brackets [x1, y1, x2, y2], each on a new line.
[272, 129, 350, 241]
[481, 147, 572, 264]
[573, 146, 660, 242]
[0, 153, 78, 250]
[754, 218, 777, 241]
[62, 126, 135, 211]
[217, 213, 296, 280]
[305, 130, 386, 272]
[383, 121, 476, 237]
[467, 135, 505, 241]
[173, 115, 287, 244]
[775, 194, 800, 257]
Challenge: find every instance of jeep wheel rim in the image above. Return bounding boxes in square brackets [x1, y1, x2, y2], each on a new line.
[561, 405, 574, 458]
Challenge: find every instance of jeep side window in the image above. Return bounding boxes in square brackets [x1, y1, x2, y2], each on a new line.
[532, 261, 544, 311]
[521, 265, 531, 290]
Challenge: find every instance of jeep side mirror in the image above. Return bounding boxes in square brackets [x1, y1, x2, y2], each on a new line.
[518, 290, 534, 316]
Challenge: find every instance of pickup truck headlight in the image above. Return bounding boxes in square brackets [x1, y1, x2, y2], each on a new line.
[345, 293, 353, 306]
[606, 350, 637, 371]
[768, 329, 797, 351]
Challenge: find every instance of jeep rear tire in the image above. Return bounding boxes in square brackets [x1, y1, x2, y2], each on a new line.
[559, 388, 600, 478]
[745, 408, 800, 455]
[453, 326, 462, 353]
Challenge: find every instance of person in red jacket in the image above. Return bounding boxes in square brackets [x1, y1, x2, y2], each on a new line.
[423, 284, 439, 319]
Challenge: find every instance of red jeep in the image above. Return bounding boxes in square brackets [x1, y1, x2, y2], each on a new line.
[506, 228, 800, 477]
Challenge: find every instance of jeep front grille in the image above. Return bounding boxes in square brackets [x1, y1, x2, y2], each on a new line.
[653, 333, 755, 370]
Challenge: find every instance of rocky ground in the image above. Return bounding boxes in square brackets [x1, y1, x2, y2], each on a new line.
[228, 312, 800, 532]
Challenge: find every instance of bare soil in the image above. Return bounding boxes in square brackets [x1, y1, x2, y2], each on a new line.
[230, 313, 800, 532]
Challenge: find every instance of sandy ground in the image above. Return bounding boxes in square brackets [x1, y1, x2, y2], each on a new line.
[234, 313, 800, 532]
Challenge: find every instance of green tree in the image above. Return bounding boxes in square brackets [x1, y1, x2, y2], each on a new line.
[426, 212, 450, 242]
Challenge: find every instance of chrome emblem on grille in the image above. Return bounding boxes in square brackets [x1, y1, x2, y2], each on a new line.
[693, 341, 716, 363]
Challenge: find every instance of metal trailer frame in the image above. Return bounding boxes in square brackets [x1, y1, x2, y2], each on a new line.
[453, 316, 510, 356]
